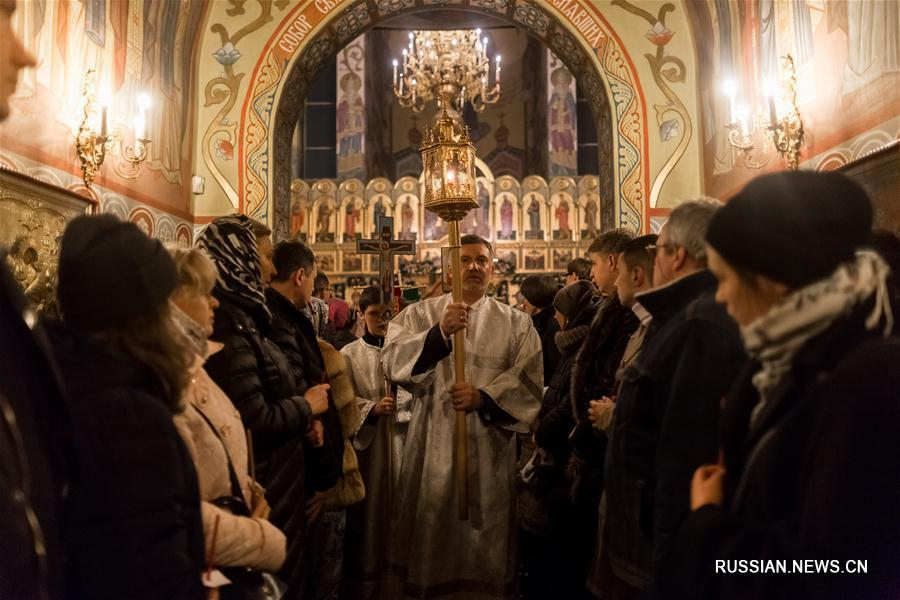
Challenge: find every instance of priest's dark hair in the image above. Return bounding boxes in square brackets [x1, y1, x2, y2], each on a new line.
[520, 274, 559, 309]
[461, 233, 493, 255]
[588, 227, 633, 256]
[272, 239, 315, 282]
[621, 234, 658, 279]
[358, 285, 385, 313]
[566, 257, 592, 280]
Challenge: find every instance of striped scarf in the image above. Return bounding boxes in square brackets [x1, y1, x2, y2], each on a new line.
[196, 214, 269, 319]
[742, 250, 894, 426]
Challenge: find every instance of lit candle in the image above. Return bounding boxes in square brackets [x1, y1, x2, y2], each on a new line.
[399, 72, 404, 95]
[392, 59, 398, 87]
[735, 104, 749, 135]
[483, 37, 488, 60]
[723, 79, 737, 123]
[101, 105, 108, 138]
[763, 79, 777, 125]
[495, 54, 502, 85]
[98, 89, 110, 138]
[134, 112, 145, 141]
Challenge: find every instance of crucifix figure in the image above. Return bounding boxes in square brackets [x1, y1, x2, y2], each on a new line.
[356, 214, 416, 308]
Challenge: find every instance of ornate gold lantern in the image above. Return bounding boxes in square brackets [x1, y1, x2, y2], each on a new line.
[420, 108, 479, 521]
[420, 110, 479, 220]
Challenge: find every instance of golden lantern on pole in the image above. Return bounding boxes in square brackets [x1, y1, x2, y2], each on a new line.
[420, 106, 479, 521]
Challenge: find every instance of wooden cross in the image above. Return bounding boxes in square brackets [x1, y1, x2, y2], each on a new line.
[356, 214, 416, 305]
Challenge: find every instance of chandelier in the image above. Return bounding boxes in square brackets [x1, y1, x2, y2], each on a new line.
[392, 29, 501, 113]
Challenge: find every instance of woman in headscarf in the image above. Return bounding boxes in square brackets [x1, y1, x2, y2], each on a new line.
[197, 214, 329, 598]
[659, 171, 900, 599]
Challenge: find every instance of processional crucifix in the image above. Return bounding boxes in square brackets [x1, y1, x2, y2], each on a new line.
[420, 107, 480, 521]
[356, 213, 416, 515]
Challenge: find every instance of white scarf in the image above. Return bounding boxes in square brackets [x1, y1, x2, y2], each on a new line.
[742, 251, 894, 427]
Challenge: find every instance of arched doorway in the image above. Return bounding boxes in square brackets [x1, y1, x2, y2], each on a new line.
[232, 1, 650, 237]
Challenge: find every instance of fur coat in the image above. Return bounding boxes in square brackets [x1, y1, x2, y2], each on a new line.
[318, 339, 366, 509]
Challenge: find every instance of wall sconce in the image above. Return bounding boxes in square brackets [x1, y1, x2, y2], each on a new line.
[75, 69, 152, 187]
[721, 54, 804, 170]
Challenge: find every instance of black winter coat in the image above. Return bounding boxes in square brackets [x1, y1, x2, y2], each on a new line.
[532, 306, 562, 383]
[604, 270, 744, 589]
[205, 292, 313, 467]
[568, 294, 638, 503]
[206, 292, 314, 598]
[658, 305, 900, 600]
[266, 288, 342, 493]
[47, 321, 204, 599]
[0, 258, 72, 599]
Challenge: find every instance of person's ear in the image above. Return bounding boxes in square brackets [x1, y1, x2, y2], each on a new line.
[293, 268, 304, 286]
[673, 247, 688, 271]
[632, 266, 643, 287]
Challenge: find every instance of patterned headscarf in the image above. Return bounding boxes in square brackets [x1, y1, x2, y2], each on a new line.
[196, 214, 269, 319]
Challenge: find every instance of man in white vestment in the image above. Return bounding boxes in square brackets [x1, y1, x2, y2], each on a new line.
[382, 234, 543, 600]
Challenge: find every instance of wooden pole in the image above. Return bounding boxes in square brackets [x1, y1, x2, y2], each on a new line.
[448, 220, 469, 521]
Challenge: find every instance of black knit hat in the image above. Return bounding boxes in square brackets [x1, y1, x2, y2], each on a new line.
[706, 171, 872, 287]
[58, 214, 177, 331]
[553, 279, 596, 321]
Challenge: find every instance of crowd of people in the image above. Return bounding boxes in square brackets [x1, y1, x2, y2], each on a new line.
[2, 3, 900, 599]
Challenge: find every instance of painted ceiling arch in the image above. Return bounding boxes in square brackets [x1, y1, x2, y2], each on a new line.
[194, 0, 702, 233]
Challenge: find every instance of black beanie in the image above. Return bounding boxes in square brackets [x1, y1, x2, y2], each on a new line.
[553, 279, 596, 321]
[706, 171, 872, 288]
[58, 214, 177, 331]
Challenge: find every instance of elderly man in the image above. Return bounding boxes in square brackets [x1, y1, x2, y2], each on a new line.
[602, 201, 746, 596]
[382, 234, 543, 600]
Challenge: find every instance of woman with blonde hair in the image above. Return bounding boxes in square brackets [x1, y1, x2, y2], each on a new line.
[168, 246, 286, 579]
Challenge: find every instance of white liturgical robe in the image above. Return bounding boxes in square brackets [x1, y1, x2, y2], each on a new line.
[382, 293, 543, 600]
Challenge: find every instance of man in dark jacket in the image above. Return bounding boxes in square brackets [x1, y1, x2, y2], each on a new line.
[602, 201, 745, 596]
[569, 228, 637, 503]
[268, 240, 346, 599]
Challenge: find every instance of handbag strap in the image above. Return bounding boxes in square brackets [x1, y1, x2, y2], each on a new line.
[194, 405, 246, 502]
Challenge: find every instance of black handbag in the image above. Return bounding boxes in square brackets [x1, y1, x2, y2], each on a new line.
[195, 409, 286, 600]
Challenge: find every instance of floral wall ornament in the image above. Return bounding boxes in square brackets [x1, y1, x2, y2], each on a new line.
[213, 42, 243, 66]
[202, 0, 290, 210]
[611, 0, 692, 209]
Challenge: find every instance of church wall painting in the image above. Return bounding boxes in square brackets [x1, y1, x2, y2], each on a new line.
[4, 0, 207, 225]
[222, 0, 655, 237]
[338, 179, 364, 242]
[341, 249, 364, 273]
[494, 176, 521, 241]
[290, 179, 310, 241]
[523, 246, 547, 271]
[495, 246, 519, 273]
[522, 176, 549, 241]
[577, 175, 601, 239]
[311, 180, 338, 244]
[547, 50, 578, 177]
[550, 177, 577, 241]
[686, 0, 900, 199]
[336, 35, 366, 180]
[393, 177, 420, 242]
[552, 247, 575, 271]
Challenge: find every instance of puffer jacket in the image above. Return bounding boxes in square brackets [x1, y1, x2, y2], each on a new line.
[206, 291, 313, 597]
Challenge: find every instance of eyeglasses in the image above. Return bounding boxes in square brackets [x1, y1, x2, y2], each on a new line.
[645, 243, 676, 255]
